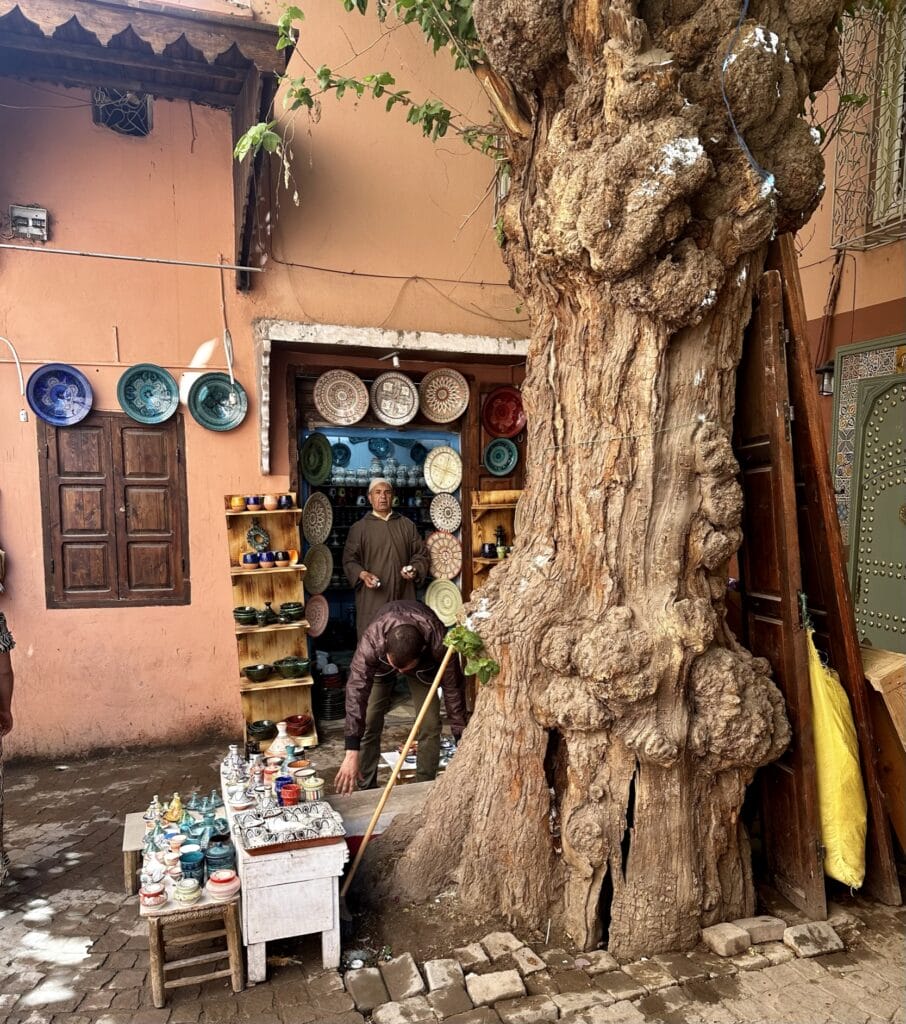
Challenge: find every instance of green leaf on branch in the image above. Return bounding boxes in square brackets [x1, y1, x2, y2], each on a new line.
[233, 121, 281, 161]
[277, 5, 304, 49]
[445, 625, 500, 686]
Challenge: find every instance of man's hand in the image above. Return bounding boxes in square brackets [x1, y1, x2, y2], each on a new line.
[334, 751, 363, 795]
[0, 710, 12, 737]
[359, 571, 381, 589]
[400, 564, 416, 581]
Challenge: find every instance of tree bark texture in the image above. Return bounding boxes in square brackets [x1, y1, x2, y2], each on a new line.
[379, 0, 843, 957]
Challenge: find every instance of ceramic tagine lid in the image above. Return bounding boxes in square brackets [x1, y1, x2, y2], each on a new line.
[265, 722, 294, 760]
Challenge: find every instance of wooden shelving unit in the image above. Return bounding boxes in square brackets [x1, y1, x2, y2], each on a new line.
[470, 489, 522, 586]
[225, 494, 318, 748]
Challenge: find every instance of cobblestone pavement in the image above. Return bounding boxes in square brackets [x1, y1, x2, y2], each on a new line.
[1, 736, 904, 1024]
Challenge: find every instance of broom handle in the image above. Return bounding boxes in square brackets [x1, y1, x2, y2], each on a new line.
[340, 645, 455, 900]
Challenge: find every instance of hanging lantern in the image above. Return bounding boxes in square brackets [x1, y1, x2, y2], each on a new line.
[816, 360, 835, 397]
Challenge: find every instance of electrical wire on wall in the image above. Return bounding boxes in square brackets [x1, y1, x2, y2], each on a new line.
[0, 335, 27, 420]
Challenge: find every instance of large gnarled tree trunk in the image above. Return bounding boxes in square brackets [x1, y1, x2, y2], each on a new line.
[379, 0, 842, 957]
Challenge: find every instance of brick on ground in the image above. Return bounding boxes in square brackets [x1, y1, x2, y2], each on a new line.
[652, 951, 711, 984]
[759, 941, 795, 966]
[559, 1002, 647, 1023]
[686, 950, 739, 977]
[621, 960, 677, 992]
[550, 969, 593, 991]
[345, 967, 390, 1012]
[591, 970, 647, 1002]
[539, 948, 575, 970]
[481, 932, 525, 960]
[732, 915, 787, 944]
[445, 1009, 504, 1024]
[455, 944, 490, 970]
[512, 946, 546, 976]
[427, 984, 473, 1018]
[308, 971, 346, 996]
[495, 994, 559, 1023]
[380, 953, 427, 1001]
[783, 922, 845, 958]
[730, 950, 770, 971]
[579, 950, 619, 975]
[524, 971, 559, 997]
[424, 958, 464, 991]
[701, 923, 751, 957]
[465, 969, 526, 1006]
[551, 990, 612, 1015]
[371, 995, 434, 1024]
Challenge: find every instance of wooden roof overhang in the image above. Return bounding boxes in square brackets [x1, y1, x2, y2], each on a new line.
[0, 0, 287, 287]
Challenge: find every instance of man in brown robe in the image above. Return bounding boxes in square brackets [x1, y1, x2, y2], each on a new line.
[342, 478, 430, 639]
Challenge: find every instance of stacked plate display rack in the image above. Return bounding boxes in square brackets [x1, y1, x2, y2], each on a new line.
[224, 494, 318, 748]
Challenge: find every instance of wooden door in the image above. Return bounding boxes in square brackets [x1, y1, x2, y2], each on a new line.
[734, 271, 826, 920]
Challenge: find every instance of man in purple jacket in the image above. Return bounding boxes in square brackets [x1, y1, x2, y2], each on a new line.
[334, 601, 467, 794]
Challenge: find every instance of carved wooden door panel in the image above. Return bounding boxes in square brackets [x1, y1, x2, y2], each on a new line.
[734, 271, 826, 920]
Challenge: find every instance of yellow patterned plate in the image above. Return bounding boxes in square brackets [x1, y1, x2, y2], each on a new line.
[424, 445, 462, 494]
[425, 579, 463, 627]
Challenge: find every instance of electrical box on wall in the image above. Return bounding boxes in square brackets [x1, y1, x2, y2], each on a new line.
[9, 204, 49, 241]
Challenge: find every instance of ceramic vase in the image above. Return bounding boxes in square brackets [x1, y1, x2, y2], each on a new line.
[265, 722, 295, 760]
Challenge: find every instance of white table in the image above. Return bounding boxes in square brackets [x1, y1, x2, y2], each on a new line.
[222, 781, 349, 982]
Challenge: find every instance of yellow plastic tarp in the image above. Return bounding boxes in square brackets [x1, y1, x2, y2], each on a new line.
[807, 629, 867, 889]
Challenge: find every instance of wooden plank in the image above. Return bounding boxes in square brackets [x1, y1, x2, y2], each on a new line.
[735, 270, 826, 920]
[771, 234, 901, 904]
[862, 648, 906, 748]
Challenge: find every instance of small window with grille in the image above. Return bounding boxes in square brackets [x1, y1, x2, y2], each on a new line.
[91, 87, 153, 138]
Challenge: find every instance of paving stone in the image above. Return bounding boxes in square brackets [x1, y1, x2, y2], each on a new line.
[560, 1001, 647, 1023]
[130, 1011, 172, 1024]
[523, 971, 559, 997]
[591, 969, 648, 1002]
[345, 968, 390, 1013]
[652, 952, 711, 984]
[732, 915, 787, 944]
[729, 950, 770, 971]
[481, 933, 524, 960]
[0, 994, 19, 1014]
[539, 948, 575, 970]
[371, 996, 434, 1024]
[107, 968, 147, 990]
[2, 971, 47, 994]
[380, 953, 427, 1001]
[76, 992, 116, 1013]
[701, 923, 752, 957]
[620, 960, 676, 992]
[465, 970, 526, 1006]
[495, 994, 558, 1023]
[110, 990, 141, 1010]
[168, 1004, 202, 1024]
[446, 1010, 502, 1024]
[759, 941, 795, 966]
[551, 990, 612, 1014]
[424, 958, 465, 991]
[549, 969, 592, 992]
[427, 984, 473, 1018]
[310, 989, 355, 1014]
[328, 1013, 366, 1024]
[511, 947, 546, 976]
[455, 944, 490, 970]
[783, 922, 845, 958]
[307, 971, 346, 997]
[579, 951, 619, 975]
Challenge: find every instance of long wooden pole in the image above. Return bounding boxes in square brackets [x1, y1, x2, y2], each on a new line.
[340, 645, 455, 900]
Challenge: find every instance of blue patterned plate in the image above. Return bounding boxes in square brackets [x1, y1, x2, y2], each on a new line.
[483, 437, 518, 477]
[27, 363, 93, 426]
[187, 372, 248, 431]
[331, 442, 352, 467]
[368, 437, 392, 458]
[117, 363, 179, 424]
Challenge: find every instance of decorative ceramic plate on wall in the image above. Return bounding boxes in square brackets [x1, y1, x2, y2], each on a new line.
[419, 368, 469, 423]
[331, 442, 352, 467]
[305, 594, 329, 638]
[427, 530, 462, 579]
[367, 436, 392, 458]
[300, 432, 333, 485]
[27, 363, 94, 426]
[303, 544, 333, 595]
[302, 491, 333, 545]
[425, 579, 463, 626]
[117, 363, 179, 424]
[481, 385, 526, 438]
[424, 445, 462, 493]
[313, 370, 369, 425]
[430, 493, 462, 532]
[187, 373, 248, 431]
[483, 437, 519, 477]
[371, 372, 419, 426]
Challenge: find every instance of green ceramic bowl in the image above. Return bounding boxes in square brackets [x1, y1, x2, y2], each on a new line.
[273, 657, 311, 679]
[242, 663, 273, 683]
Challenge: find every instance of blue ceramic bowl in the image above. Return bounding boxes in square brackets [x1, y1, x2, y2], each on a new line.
[277, 495, 294, 509]
[259, 551, 276, 565]
[242, 553, 259, 565]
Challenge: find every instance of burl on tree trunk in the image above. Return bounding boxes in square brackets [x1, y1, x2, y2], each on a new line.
[376, 0, 842, 956]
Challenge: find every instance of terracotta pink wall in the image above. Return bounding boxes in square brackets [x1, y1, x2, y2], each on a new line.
[0, 13, 522, 756]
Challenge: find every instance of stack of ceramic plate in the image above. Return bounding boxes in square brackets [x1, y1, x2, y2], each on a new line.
[206, 869, 241, 902]
[319, 688, 346, 720]
[173, 878, 202, 905]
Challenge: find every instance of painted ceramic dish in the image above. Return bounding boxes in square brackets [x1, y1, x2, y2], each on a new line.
[419, 367, 469, 423]
[481, 384, 526, 438]
[303, 544, 333, 595]
[427, 530, 462, 579]
[116, 363, 179, 424]
[430, 493, 462, 532]
[370, 372, 419, 426]
[300, 432, 333, 485]
[302, 491, 333, 546]
[27, 363, 93, 426]
[410, 442, 428, 465]
[483, 437, 519, 477]
[313, 369, 369, 426]
[306, 594, 329, 637]
[331, 442, 351, 467]
[367, 436, 393, 458]
[424, 445, 462, 494]
[187, 373, 247, 431]
[425, 579, 463, 627]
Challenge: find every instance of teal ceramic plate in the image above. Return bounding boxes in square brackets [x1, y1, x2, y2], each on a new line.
[483, 437, 518, 477]
[117, 363, 179, 424]
[187, 373, 247, 431]
[300, 432, 333, 485]
[331, 442, 351, 467]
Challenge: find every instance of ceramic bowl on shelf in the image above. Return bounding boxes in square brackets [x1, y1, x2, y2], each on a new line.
[285, 713, 313, 737]
[277, 495, 294, 509]
[245, 496, 263, 511]
[229, 495, 246, 511]
[247, 719, 278, 740]
[259, 551, 276, 568]
[242, 663, 273, 683]
[241, 553, 260, 570]
[233, 606, 257, 625]
[273, 550, 290, 567]
[274, 657, 311, 679]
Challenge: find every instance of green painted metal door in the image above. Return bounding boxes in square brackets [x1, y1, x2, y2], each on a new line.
[850, 376, 906, 653]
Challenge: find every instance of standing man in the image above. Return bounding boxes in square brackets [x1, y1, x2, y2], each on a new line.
[0, 610, 14, 886]
[334, 600, 467, 793]
[342, 478, 430, 639]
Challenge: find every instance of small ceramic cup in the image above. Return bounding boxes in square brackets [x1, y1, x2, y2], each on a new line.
[258, 551, 276, 567]
[229, 495, 246, 511]
[273, 550, 290, 567]
[245, 496, 263, 510]
[280, 783, 301, 806]
[241, 552, 259, 570]
[497, 546, 507, 560]
[168, 834, 187, 853]
[263, 494, 279, 511]
[277, 495, 294, 509]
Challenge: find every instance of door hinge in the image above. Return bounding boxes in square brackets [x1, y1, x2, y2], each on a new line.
[782, 401, 794, 442]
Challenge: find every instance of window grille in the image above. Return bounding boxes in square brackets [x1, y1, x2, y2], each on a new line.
[91, 87, 153, 138]
[831, 5, 906, 250]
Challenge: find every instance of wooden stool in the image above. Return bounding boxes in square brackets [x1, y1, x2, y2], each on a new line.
[122, 812, 146, 895]
[143, 898, 244, 1008]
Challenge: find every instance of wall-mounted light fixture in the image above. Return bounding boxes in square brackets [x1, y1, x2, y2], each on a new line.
[379, 350, 401, 369]
[816, 360, 835, 397]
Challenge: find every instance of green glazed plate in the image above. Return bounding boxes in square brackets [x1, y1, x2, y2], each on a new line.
[117, 363, 179, 424]
[187, 373, 248, 431]
[300, 432, 333, 485]
[483, 437, 518, 477]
